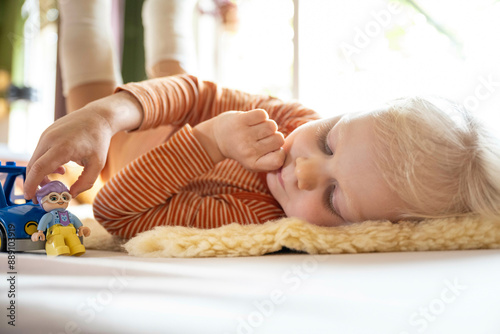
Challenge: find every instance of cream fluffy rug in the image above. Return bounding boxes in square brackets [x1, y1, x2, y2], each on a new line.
[83, 215, 500, 258]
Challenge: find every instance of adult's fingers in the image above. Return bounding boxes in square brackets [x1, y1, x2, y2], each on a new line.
[52, 166, 66, 175]
[24, 150, 69, 200]
[69, 159, 103, 198]
[30, 175, 53, 204]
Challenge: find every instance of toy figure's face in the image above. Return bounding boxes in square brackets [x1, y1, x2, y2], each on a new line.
[40, 191, 72, 212]
[266, 111, 406, 226]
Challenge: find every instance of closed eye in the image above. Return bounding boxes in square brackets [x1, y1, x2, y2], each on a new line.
[315, 120, 336, 155]
[324, 184, 343, 220]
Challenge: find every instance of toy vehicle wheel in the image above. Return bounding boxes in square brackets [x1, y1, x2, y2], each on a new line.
[0, 225, 6, 252]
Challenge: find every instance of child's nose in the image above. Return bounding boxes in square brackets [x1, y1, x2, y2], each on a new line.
[295, 157, 324, 190]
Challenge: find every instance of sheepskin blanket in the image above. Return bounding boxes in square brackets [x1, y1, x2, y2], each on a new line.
[83, 215, 500, 258]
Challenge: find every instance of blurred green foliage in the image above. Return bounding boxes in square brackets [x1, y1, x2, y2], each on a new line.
[0, 0, 25, 85]
[121, 0, 147, 83]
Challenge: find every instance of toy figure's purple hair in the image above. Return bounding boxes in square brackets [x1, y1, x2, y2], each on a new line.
[35, 181, 70, 205]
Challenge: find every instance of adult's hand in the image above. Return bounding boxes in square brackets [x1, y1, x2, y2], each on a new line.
[24, 91, 144, 200]
[25, 107, 113, 200]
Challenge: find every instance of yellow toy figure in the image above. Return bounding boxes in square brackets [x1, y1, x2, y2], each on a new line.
[31, 181, 90, 256]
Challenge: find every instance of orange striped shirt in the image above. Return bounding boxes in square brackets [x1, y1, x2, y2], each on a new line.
[93, 75, 319, 238]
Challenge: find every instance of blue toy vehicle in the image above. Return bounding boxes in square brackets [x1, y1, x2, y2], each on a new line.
[0, 161, 46, 252]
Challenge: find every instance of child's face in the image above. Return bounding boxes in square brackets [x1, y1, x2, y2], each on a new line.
[266, 111, 405, 226]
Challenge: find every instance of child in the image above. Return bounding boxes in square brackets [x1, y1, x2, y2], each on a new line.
[25, 75, 500, 239]
[24, 0, 500, 238]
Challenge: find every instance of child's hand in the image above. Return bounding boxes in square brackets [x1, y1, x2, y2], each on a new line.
[193, 109, 285, 172]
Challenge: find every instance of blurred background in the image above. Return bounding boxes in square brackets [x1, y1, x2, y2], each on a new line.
[0, 0, 499, 162]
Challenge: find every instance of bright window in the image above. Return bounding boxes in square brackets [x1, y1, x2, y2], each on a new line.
[298, 0, 500, 129]
[10, 0, 500, 159]
[199, 0, 295, 100]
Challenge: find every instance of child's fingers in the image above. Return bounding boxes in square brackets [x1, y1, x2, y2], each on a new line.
[242, 109, 269, 125]
[253, 119, 279, 140]
[242, 132, 284, 171]
[254, 148, 286, 171]
[256, 132, 285, 155]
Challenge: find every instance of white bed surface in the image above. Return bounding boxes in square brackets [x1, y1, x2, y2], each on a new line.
[1, 249, 500, 334]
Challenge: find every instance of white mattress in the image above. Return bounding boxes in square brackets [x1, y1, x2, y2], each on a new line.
[1, 249, 500, 334]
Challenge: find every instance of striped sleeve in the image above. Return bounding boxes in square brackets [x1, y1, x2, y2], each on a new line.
[116, 74, 321, 135]
[93, 125, 283, 239]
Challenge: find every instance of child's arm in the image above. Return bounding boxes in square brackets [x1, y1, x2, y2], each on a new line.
[93, 122, 283, 238]
[118, 74, 320, 136]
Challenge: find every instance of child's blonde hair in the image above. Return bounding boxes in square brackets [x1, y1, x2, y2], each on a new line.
[371, 96, 500, 220]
